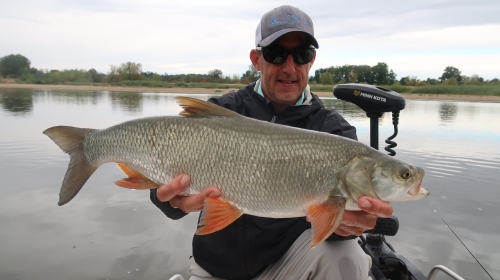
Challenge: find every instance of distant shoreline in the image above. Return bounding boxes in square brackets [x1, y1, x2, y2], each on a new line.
[1, 83, 500, 103]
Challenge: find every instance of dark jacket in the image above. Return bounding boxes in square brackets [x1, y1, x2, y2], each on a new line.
[150, 83, 358, 279]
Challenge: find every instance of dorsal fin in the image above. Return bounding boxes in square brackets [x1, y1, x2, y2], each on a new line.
[175, 96, 240, 118]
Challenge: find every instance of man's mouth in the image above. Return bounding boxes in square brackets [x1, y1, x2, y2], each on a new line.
[278, 80, 296, 84]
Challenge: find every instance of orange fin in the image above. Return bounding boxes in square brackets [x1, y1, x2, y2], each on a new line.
[114, 163, 160, 189]
[196, 198, 244, 235]
[307, 196, 346, 248]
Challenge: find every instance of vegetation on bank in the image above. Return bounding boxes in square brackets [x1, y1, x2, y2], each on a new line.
[114, 80, 245, 89]
[1, 53, 499, 96]
[310, 84, 500, 96]
[409, 85, 500, 96]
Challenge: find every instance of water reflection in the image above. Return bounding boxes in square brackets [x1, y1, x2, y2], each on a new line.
[322, 98, 368, 120]
[439, 102, 458, 122]
[110, 92, 143, 114]
[33, 89, 105, 106]
[0, 88, 33, 115]
[0, 88, 499, 280]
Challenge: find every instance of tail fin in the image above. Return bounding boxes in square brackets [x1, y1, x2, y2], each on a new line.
[43, 126, 97, 206]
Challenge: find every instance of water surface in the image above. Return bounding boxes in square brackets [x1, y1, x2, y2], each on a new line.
[1, 88, 499, 280]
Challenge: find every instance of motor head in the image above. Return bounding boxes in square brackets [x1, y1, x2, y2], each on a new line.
[333, 83, 405, 114]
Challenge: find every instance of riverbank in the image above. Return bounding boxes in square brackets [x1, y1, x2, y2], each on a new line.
[2, 83, 500, 102]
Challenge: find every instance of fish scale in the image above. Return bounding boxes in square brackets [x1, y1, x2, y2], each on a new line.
[83, 115, 358, 216]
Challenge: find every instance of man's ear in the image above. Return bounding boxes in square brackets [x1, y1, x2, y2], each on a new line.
[249, 49, 261, 71]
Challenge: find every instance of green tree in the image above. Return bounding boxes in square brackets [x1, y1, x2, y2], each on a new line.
[231, 74, 240, 83]
[348, 70, 358, 83]
[314, 63, 396, 85]
[319, 71, 333, 84]
[106, 65, 120, 83]
[400, 76, 419, 86]
[208, 69, 223, 80]
[241, 65, 260, 83]
[440, 66, 462, 83]
[0, 54, 31, 78]
[442, 77, 458, 85]
[107, 62, 143, 82]
[371, 62, 396, 85]
[151, 73, 163, 81]
[88, 68, 103, 83]
[118, 62, 143, 80]
[426, 78, 439, 85]
[463, 74, 484, 85]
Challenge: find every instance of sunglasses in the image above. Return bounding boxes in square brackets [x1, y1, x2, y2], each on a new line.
[256, 46, 315, 65]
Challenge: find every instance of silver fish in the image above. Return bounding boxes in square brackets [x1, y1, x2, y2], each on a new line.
[44, 97, 429, 247]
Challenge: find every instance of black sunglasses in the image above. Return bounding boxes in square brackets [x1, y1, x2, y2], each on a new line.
[257, 46, 315, 65]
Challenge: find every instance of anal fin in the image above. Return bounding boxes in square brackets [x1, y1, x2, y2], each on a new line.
[115, 163, 160, 189]
[307, 196, 346, 248]
[196, 198, 244, 235]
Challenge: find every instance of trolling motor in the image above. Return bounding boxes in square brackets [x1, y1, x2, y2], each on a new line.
[333, 84, 427, 280]
[334, 84, 405, 155]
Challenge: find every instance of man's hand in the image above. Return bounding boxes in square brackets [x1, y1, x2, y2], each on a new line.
[334, 196, 393, 237]
[156, 175, 221, 213]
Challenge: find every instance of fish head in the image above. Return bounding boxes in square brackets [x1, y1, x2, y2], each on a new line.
[370, 154, 428, 202]
[342, 151, 429, 203]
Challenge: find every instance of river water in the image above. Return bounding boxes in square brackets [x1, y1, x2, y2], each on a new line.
[0, 87, 499, 280]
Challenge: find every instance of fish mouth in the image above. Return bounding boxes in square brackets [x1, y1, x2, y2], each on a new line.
[406, 176, 429, 200]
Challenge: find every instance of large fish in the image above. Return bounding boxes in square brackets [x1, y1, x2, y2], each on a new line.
[44, 97, 429, 247]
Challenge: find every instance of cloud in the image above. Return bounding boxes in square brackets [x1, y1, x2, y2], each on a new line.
[315, 24, 500, 79]
[0, 0, 499, 79]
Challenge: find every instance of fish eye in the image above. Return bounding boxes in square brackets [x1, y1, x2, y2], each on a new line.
[400, 168, 411, 179]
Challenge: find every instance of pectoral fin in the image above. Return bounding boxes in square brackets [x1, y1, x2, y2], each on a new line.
[196, 198, 244, 235]
[307, 196, 346, 248]
[115, 163, 160, 189]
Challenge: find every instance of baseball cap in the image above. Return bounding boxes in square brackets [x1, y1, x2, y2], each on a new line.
[255, 5, 319, 49]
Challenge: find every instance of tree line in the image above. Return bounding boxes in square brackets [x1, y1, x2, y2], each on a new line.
[0, 54, 261, 85]
[1, 54, 498, 87]
[311, 64, 498, 86]
[311, 62, 397, 85]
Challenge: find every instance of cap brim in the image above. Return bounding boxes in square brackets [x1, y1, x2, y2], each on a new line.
[258, 29, 319, 49]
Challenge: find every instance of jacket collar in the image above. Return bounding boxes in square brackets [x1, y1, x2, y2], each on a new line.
[242, 82, 325, 126]
[253, 78, 314, 106]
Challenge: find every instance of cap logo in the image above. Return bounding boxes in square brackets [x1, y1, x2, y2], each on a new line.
[270, 13, 309, 26]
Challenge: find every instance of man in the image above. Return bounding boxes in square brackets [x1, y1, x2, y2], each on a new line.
[151, 5, 393, 280]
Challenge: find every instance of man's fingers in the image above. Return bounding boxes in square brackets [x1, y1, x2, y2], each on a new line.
[168, 196, 182, 208]
[358, 196, 393, 218]
[171, 187, 222, 213]
[336, 225, 365, 236]
[341, 210, 377, 230]
[334, 227, 351, 237]
[156, 175, 191, 202]
[337, 211, 376, 236]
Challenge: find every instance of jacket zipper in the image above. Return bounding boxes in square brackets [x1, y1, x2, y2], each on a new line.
[270, 116, 277, 123]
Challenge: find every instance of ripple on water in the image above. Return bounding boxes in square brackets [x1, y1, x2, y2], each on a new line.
[408, 152, 500, 182]
[0, 140, 68, 166]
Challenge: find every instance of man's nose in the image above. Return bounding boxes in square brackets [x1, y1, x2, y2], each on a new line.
[281, 54, 296, 74]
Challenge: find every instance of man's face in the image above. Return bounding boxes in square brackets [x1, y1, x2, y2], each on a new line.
[250, 32, 316, 109]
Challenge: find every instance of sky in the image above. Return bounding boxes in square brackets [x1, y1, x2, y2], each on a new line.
[1, 0, 499, 80]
